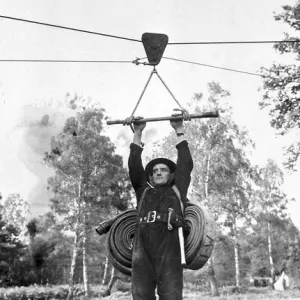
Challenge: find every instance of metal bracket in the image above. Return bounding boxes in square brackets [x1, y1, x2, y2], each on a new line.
[142, 33, 168, 66]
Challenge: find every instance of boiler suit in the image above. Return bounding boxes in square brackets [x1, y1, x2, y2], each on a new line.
[128, 140, 193, 300]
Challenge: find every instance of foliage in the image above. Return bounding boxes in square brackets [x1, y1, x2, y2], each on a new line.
[0, 215, 26, 287]
[152, 82, 258, 291]
[254, 160, 288, 209]
[152, 82, 300, 287]
[44, 108, 131, 228]
[245, 159, 297, 278]
[43, 107, 132, 296]
[0, 108, 133, 289]
[260, 2, 300, 171]
[5, 212, 76, 287]
[0, 193, 30, 241]
[153, 82, 255, 231]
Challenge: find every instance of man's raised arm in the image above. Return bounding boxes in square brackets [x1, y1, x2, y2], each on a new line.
[128, 120, 147, 193]
[170, 119, 194, 205]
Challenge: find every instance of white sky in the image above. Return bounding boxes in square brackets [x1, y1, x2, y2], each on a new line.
[0, 0, 299, 226]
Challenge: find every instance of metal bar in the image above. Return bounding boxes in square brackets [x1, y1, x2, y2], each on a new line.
[106, 111, 219, 125]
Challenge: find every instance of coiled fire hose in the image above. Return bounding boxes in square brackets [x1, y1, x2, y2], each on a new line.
[96, 203, 215, 276]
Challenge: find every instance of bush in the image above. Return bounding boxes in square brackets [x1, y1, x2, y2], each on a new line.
[0, 285, 70, 300]
[111, 280, 131, 293]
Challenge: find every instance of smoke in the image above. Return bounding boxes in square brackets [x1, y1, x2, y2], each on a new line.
[15, 96, 159, 216]
[112, 126, 159, 167]
[116, 127, 158, 148]
[116, 128, 132, 148]
[1, 92, 101, 217]
[144, 127, 158, 142]
[16, 100, 74, 217]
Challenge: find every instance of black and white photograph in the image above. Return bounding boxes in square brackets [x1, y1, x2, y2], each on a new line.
[0, 1, 300, 299]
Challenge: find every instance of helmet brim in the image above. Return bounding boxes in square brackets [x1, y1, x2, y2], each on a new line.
[145, 158, 177, 175]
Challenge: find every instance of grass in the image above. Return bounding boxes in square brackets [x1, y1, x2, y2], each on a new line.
[0, 284, 299, 299]
[101, 287, 300, 300]
[183, 288, 300, 300]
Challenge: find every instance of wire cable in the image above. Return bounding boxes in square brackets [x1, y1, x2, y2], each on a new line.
[1, 15, 299, 46]
[0, 57, 271, 79]
[0, 59, 134, 63]
[163, 56, 264, 78]
[0, 58, 269, 79]
[168, 40, 300, 45]
[0, 15, 284, 78]
[0, 15, 141, 43]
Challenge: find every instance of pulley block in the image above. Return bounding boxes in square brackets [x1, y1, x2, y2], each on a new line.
[142, 32, 169, 66]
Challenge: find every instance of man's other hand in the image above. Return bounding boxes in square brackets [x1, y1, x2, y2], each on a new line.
[133, 117, 146, 133]
[170, 119, 183, 131]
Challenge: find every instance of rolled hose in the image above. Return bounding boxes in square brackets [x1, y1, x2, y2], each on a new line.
[97, 203, 215, 276]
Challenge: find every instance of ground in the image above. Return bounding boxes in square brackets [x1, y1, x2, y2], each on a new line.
[1, 284, 300, 299]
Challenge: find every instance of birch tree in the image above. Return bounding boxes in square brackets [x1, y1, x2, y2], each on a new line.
[252, 159, 291, 285]
[45, 107, 131, 299]
[153, 82, 255, 293]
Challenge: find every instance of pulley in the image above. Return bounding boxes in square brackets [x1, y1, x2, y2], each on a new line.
[142, 33, 168, 66]
[106, 32, 220, 129]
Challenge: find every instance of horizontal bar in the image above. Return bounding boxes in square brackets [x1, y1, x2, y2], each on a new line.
[106, 111, 219, 125]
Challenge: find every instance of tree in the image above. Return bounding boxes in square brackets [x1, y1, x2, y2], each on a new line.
[23, 213, 67, 285]
[284, 220, 300, 279]
[153, 82, 255, 293]
[260, 2, 300, 171]
[0, 193, 30, 241]
[0, 214, 25, 286]
[44, 107, 131, 299]
[251, 159, 293, 284]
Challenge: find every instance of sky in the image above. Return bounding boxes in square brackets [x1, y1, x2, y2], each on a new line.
[0, 0, 299, 226]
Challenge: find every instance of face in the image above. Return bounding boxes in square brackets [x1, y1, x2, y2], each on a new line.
[152, 163, 171, 185]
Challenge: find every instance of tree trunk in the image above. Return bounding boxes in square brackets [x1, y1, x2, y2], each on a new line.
[207, 258, 220, 296]
[67, 173, 83, 300]
[82, 211, 90, 297]
[232, 217, 240, 287]
[233, 237, 240, 287]
[102, 257, 109, 285]
[66, 222, 80, 300]
[204, 151, 219, 296]
[267, 220, 275, 285]
[102, 267, 118, 297]
[204, 151, 211, 198]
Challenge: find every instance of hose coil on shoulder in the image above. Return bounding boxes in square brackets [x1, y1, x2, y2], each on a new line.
[99, 203, 215, 276]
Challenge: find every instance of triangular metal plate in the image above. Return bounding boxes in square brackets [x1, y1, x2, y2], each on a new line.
[142, 33, 169, 66]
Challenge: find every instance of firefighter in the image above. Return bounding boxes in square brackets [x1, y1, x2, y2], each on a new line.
[128, 117, 193, 300]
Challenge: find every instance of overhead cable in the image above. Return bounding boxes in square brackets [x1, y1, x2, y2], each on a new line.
[168, 40, 300, 45]
[0, 15, 141, 43]
[1, 15, 299, 46]
[0, 57, 270, 79]
[163, 57, 264, 78]
[0, 59, 133, 63]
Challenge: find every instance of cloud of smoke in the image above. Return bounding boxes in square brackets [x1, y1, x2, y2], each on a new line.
[15, 95, 159, 216]
[116, 127, 158, 148]
[16, 101, 74, 217]
[116, 128, 132, 148]
[144, 127, 158, 142]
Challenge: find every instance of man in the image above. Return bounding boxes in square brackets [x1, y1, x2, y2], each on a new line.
[128, 117, 193, 300]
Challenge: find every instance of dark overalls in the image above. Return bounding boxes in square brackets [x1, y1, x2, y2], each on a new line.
[128, 141, 193, 300]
